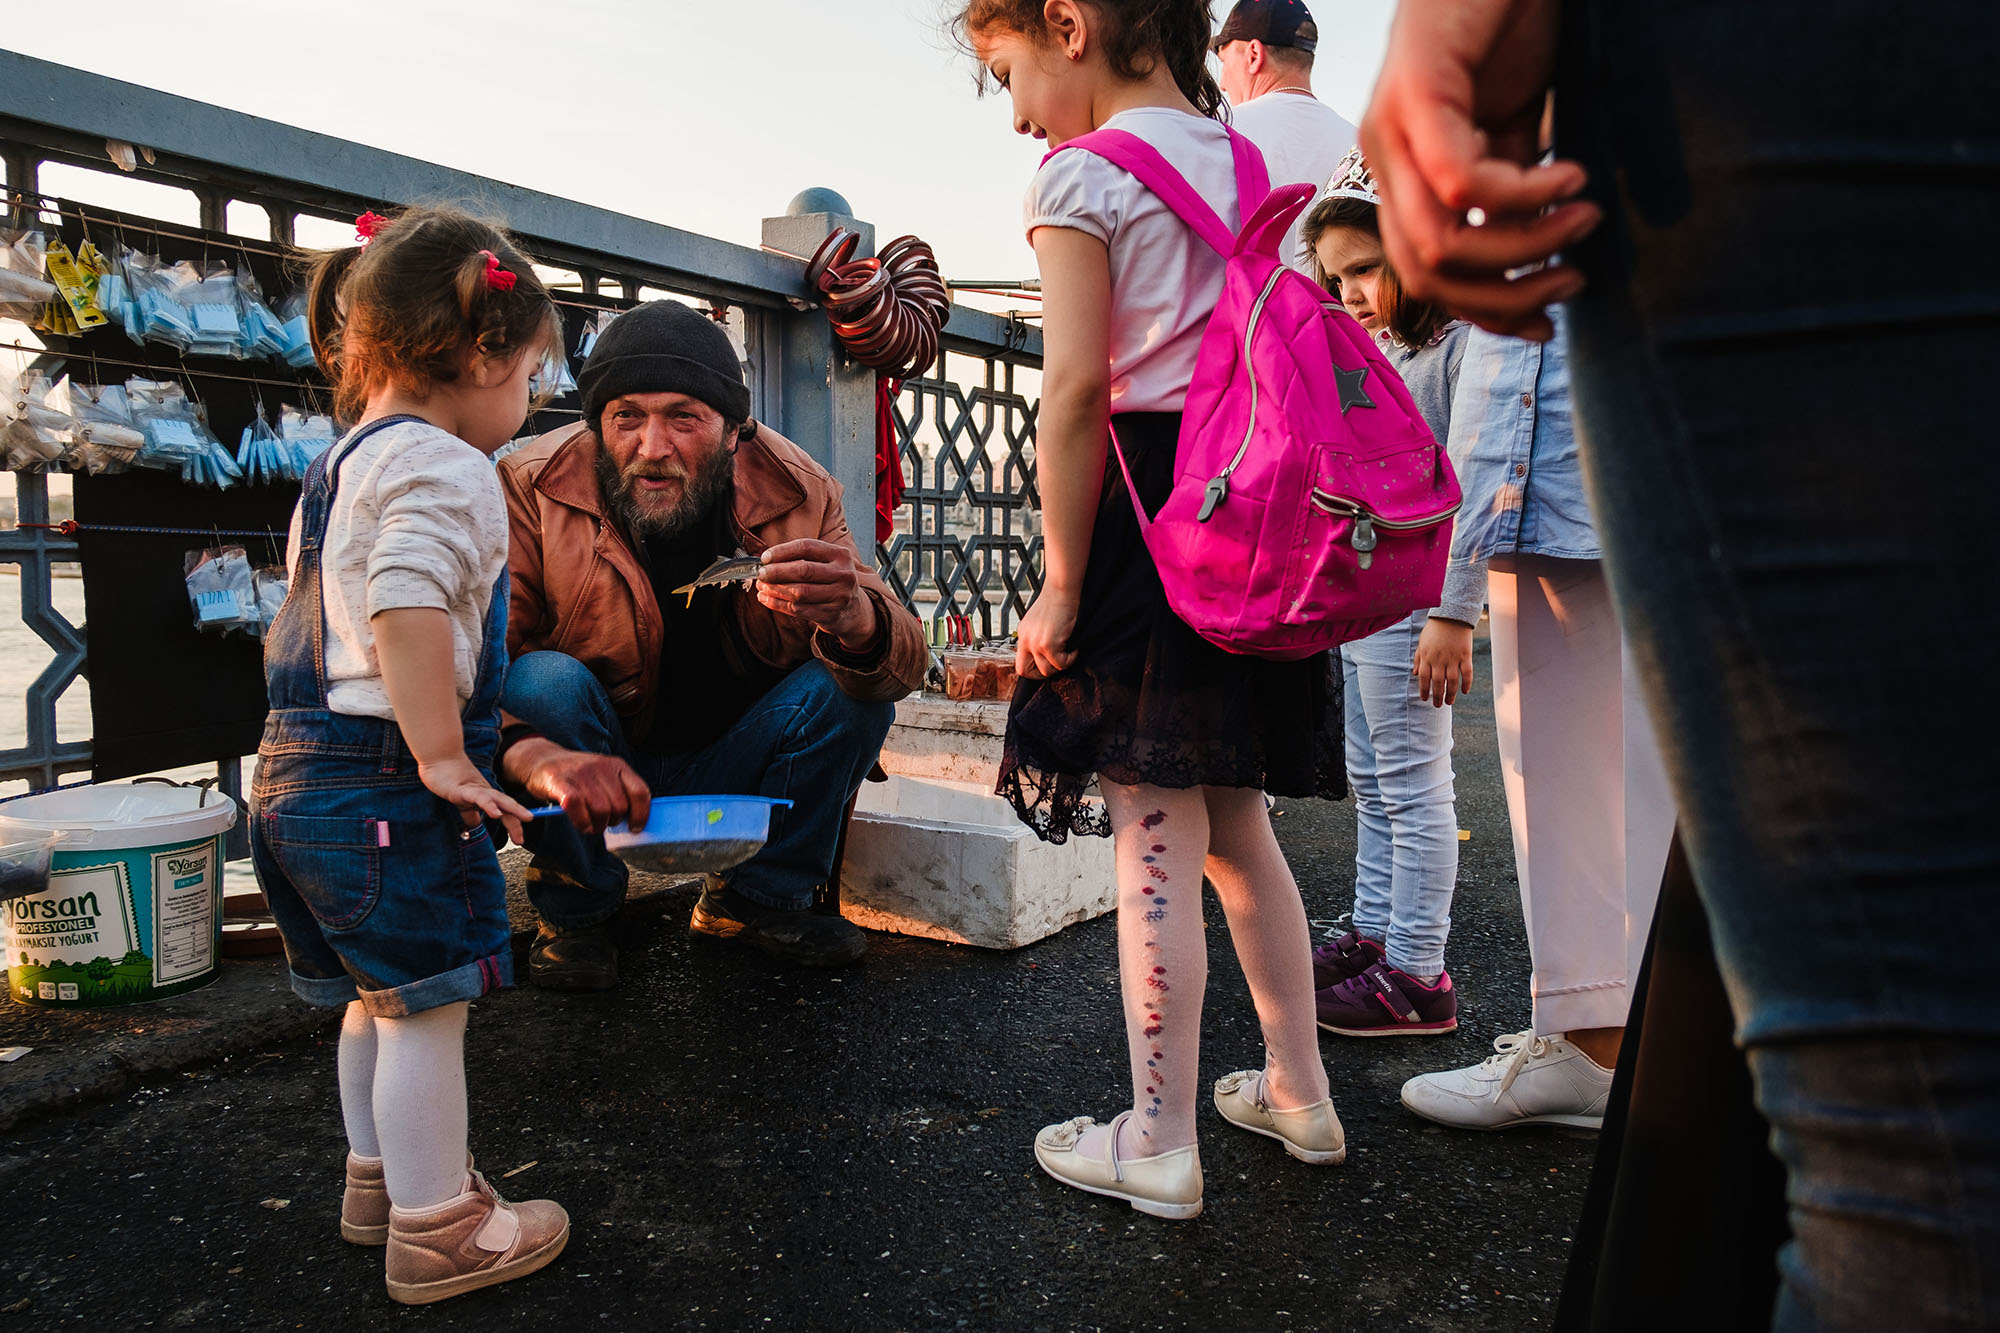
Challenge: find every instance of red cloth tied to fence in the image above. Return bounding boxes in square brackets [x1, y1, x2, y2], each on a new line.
[875, 376, 905, 544]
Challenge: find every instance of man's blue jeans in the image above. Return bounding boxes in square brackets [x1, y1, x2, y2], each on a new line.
[501, 652, 895, 925]
[1562, 2, 2000, 1324]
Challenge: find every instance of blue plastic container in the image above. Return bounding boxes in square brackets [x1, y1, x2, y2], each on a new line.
[528, 795, 793, 875]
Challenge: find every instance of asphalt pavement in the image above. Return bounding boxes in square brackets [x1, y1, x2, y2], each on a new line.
[0, 635, 1601, 1330]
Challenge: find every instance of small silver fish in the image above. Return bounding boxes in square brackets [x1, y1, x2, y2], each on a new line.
[671, 553, 765, 603]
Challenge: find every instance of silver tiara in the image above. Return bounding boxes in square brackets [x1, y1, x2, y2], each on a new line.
[1320, 146, 1379, 206]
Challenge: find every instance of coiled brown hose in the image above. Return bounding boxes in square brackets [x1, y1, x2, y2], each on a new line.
[804, 228, 950, 381]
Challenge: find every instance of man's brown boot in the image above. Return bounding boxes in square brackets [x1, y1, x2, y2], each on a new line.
[527, 920, 618, 991]
[384, 1169, 568, 1305]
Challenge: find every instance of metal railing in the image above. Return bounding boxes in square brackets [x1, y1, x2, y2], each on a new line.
[0, 473, 86, 791]
[881, 352, 1042, 639]
[0, 49, 1042, 796]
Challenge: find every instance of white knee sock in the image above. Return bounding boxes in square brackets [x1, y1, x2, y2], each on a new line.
[372, 1002, 471, 1210]
[337, 1001, 381, 1159]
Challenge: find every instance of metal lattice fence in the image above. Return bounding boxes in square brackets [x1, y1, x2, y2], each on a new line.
[0, 473, 87, 791]
[878, 352, 1042, 639]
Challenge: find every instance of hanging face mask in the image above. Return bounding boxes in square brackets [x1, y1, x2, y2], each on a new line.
[121, 249, 192, 352]
[0, 230, 57, 324]
[127, 377, 240, 487]
[183, 403, 243, 489]
[250, 565, 289, 639]
[234, 267, 288, 362]
[93, 243, 135, 333]
[68, 382, 145, 475]
[173, 260, 242, 360]
[274, 288, 316, 369]
[0, 367, 71, 472]
[280, 405, 336, 471]
[236, 402, 288, 483]
[40, 374, 85, 472]
[183, 545, 258, 636]
[128, 378, 203, 469]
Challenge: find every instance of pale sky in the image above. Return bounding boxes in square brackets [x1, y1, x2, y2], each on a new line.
[5, 0, 1394, 283]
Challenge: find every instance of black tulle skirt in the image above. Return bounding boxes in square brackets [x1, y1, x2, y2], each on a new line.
[997, 411, 1346, 842]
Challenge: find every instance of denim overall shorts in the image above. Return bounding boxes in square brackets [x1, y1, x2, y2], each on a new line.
[250, 416, 514, 1017]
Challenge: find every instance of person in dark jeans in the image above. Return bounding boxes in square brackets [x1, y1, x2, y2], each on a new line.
[495, 302, 927, 984]
[1362, 1, 2000, 1328]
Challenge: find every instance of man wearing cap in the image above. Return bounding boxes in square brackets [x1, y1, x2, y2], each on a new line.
[494, 301, 927, 984]
[1212, 0, 1358, 271]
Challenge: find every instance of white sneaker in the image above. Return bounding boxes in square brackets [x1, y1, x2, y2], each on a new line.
[1399, 1029, 1613, 1130]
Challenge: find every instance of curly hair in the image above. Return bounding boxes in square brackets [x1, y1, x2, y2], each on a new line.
[953, 0, 1225, 120]
[301, 205, 561, 423]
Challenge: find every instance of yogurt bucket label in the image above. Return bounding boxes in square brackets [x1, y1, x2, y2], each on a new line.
[2, 835, 221, 1006]
[5, 861, 142, 973]
[151, 845, 217, 985]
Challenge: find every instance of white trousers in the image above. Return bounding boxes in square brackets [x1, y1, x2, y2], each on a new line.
[1488, 555, 1677, 1036]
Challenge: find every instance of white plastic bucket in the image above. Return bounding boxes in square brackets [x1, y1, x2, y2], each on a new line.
[0, 780, 238, 1007]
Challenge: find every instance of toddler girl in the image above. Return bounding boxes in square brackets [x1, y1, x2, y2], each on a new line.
[251, 205, 565, 1302]
[1299, 150, 1476, 1037]
[962, 0, 1345, 1220]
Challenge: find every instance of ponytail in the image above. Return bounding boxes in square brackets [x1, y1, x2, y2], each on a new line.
[304, 243, 364, 385]
[293, 205, 560, 423]
[1147, 0, 1225, 120]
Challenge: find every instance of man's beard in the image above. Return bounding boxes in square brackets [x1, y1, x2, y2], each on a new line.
[597, 438, 735, 543]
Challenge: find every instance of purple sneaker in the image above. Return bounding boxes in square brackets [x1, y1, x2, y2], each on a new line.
[1311, 930, 1386, 991]
[1316, 961, 1459, 1037]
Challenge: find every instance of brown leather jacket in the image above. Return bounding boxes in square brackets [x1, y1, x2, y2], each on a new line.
[498, 421, 925, 745]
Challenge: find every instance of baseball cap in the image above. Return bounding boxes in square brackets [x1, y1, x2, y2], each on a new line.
[1211, 0, 1319, 53]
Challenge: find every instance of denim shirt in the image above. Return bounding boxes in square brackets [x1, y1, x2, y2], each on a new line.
[1445, 313, 1602, 599]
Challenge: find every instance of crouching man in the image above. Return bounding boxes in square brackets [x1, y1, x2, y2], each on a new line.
[496, 302, 924, 985]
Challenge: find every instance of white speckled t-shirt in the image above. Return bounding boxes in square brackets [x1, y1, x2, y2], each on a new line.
[286, 418, 509, 721]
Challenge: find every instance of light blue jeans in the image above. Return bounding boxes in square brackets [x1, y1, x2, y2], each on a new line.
[1338, 609, 1458, 977]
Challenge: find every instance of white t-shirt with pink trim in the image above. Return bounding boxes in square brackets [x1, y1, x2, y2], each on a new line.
[1023, 107, 1243, 415]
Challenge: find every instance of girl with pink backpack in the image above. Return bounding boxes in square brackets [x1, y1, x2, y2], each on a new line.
[960, 0, 1345, 1220]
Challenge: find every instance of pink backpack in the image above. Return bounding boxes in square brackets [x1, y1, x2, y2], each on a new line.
[1050, 128, 1461, 660]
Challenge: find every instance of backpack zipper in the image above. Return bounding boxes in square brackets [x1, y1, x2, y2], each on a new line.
[1309, 490, 1463, 570]
[1197, 266, 1290, 523]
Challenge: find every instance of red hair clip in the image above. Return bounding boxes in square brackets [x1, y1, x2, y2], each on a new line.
[480, 250, 517, 292]
[354, 211, 390, 244]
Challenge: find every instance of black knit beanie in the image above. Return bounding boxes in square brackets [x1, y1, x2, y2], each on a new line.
[577, 301, 751, 429]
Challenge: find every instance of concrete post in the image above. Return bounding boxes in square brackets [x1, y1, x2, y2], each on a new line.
[760, 190, 879, 560]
